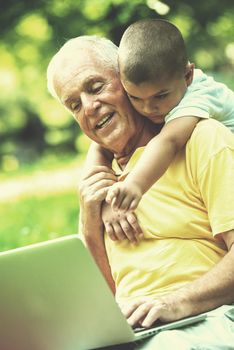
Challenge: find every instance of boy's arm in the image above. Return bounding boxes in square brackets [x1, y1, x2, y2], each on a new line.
[125, 116, 200, 193]
[107, 116, 200, 211]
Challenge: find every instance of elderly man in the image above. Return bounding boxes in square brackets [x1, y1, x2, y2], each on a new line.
[47, 36, 234, 349]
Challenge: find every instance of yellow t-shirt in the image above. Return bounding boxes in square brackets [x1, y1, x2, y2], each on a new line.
[105, 119, 234, 304]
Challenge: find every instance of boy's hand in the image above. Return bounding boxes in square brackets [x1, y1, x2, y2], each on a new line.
[106, 181, 143, 212]
[102, 202, 143, 244]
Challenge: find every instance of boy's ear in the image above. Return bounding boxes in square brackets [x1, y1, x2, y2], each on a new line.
[185, 63, 195, 87]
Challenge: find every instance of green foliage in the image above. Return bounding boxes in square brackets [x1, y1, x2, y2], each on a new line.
[0, 0, 234, 172]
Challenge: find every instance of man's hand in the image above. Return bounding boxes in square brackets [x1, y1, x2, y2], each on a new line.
[106, 181, 143, 212]
[102, 202, 143, 244]
[79, 165, 117, 211]
[120, 296, 181, 328]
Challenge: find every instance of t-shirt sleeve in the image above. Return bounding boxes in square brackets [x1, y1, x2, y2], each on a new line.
[199, 147, 234, 236]
[165, 88, 212, 123]
[165, 70, 226, 124]
[189, 120, 234, 237]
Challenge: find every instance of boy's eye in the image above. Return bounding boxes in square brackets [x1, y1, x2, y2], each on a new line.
[155, 93, 168, 100]
[128, 94, 140, 101]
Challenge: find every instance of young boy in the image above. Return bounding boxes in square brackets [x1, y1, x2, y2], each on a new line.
[87, 19, 234, 241]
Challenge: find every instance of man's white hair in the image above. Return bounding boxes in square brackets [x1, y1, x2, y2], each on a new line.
[47, 35, 119, 100]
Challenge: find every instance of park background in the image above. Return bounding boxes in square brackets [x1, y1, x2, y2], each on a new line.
[1, 0, 234, 251]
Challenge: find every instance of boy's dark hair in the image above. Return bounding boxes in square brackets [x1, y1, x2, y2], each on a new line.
[119, 19, 188, 84]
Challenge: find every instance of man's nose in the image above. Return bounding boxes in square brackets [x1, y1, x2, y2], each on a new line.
[81, 94, 101, 116]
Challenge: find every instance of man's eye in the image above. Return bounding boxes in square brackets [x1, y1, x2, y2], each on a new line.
[70, 101, 81, 111]
[92, 82, 104, 93]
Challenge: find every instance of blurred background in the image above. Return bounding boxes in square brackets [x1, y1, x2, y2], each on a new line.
[1, 0, 234, 251]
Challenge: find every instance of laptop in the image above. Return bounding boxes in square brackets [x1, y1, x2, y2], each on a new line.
[0, 235, 206, 350]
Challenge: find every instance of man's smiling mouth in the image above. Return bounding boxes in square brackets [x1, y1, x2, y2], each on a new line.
[95, 113, 114, 129]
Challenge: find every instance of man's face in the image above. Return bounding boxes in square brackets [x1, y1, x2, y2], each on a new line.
[54, 51, 138, 152]
[120, 66, 193, 124]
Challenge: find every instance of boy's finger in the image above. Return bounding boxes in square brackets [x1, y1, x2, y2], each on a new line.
[129, 197, 141, 211]
[112, 191, 125, 210]
[118, 195, 134, 212]
[106, 190, 116, 203]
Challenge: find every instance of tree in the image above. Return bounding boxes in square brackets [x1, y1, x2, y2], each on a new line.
[0, 0, 233, 169]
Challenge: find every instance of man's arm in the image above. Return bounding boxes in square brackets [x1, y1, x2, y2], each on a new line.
[82, 141, 113, 172]
[122, 229, 234, 327]
[79, 165, 117, 293]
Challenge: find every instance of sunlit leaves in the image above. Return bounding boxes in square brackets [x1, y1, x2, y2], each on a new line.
[16, 13, 52, 40]
[81, 0, 110, 20]
[38, 99, 72, 127]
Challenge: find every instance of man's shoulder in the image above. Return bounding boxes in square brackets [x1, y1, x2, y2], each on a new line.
[188, 119, 234, 154]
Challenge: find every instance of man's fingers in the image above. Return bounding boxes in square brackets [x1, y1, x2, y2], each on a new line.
[123, 299, 168, 328]
[141, 305, 162, 328]
[126, 213, 144, 238]
[127, 302, 152, 326]
[119, 220, 138, 243]
[106, 187, 119, 204]
[104, 223, 118, 241]
[112, 222, 127, 241]
[82, 179, 115, 202]
[81, 171, 117, 188]
[120, 300, 143, 318]
[81, 166, 115, 181]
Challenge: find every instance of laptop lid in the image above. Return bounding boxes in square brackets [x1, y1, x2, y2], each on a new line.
[0, 235, 135, 350]
[0, 235, 206, 350]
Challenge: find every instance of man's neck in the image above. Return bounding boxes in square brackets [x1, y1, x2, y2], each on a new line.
[114, 120, 163, 169]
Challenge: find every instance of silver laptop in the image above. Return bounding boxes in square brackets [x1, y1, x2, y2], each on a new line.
[0, 235, 206, 350]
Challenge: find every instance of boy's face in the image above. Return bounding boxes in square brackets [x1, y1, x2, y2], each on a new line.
[121, 66, 194, 124]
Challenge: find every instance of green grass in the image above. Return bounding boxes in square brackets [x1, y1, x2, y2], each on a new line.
[0, 190, 79, 252]
[0, 152, 86, 252]
[0, 154, 83, 181]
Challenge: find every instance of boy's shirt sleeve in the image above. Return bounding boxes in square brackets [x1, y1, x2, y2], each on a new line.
[165, 69, 234, 130]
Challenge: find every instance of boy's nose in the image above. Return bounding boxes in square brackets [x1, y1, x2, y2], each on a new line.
[142, 101, 158, 114]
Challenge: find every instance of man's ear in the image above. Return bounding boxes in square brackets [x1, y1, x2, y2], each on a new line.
[185, 63, 195, 87]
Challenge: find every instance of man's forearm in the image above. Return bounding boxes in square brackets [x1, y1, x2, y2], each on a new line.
[81, 202, 115, 294]
[170, 245, 234, 318]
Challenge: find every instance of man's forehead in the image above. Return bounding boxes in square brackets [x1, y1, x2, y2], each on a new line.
[54, 58, 99, 99]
